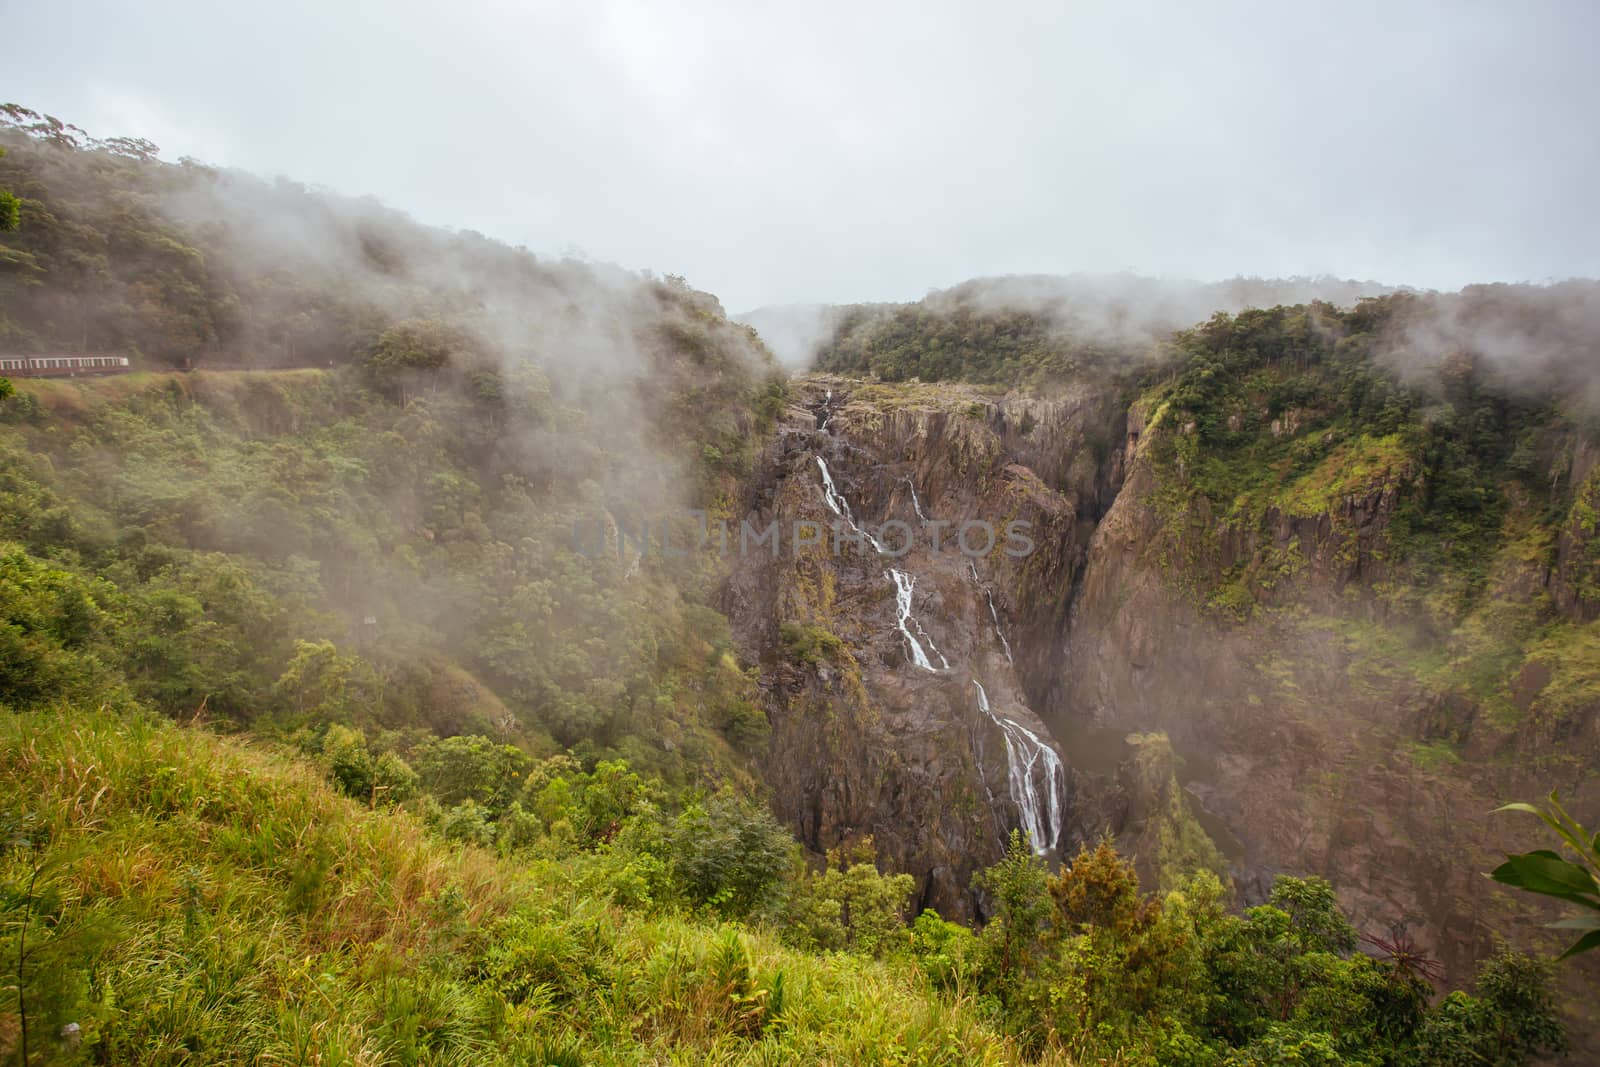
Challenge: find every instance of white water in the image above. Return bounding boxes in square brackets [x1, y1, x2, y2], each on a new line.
[975, 680, 1064, 855]
[816, 455, 854, 522]
[904, 477, 928, 521]
[888, 568, 938, 671]
[967, 562, 1014, 666]
[816, 455, 887, 552]
[819, 454, 944, 670]
[985, 592, 1013, 666]
[918, 611, 952, 671]
[814, 447, 1063, 852]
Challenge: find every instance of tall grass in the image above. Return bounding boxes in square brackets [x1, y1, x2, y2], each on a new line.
[0, 707, 1062, 1065]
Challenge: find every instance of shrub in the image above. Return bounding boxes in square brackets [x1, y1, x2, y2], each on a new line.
[669, 793, 795, 917]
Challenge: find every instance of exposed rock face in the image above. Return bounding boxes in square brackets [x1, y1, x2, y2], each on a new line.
[1059, 391, 1600, 1048]
[720, 376, 1121, 917]
[724, 372, 1599, 1045]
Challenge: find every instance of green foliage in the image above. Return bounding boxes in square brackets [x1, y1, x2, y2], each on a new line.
[0, 543, 124, 709]
[779, 620, 845, 665]
[0, 338, 773, 782]
[0, 104, 782, 788]
[363, 317, 473, 401]
[1413, 949, 1569, 1065]
[947, 837, 1568, 1065]
[668, 793, 796, 918]
[414, 734, 531, 814]
[0, 706, 1033, 1066]
[814, 298, 1144, 389]
[321, 723, 375, 800]
[0, 145, 17, 234]
[0, 699, 1576, 1066]
[908, 909, 980, 991]
[1492, 792, 1600, 958]
[785, 839, 917, 956]
[973, 830, 1053, 998]
[1139, 295, 1579, 618]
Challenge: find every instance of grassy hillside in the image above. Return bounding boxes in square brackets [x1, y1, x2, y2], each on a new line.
[0, 706, 1039, 1066]
[6, 705, 1574, 1067]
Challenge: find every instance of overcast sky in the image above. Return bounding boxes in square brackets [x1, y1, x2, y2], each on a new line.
[8, 0, 1597, 312]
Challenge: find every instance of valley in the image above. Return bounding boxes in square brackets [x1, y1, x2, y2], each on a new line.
[0, 108, 1596, 1063]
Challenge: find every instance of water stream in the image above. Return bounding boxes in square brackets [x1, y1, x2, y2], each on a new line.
[811, 402, 1070, 853]
[967, 561, 1014, 666]
[888, 568, 943, 671]
[975, 680, 1065, 854]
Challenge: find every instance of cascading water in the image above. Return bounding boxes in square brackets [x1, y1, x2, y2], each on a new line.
[815, 455, 887, 552]
[975, 680, 1064, 855]
[904, 477, 928, 522]
[812, 430, 1063, 853]
[967, 562, 1014, 666]
[816, 455, 853, 523]
[889, 568, 941, 671]
[984, 592, 1013, 666]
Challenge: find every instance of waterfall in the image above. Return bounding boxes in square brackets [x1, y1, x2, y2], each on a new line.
[975, 680, 1064, 855]
[816, 455, 887, 551]
[890, 565, 950, 670]
[985, 591, 1013, 666]
[819, 455, 944, 670]
[816, 455, 854, 523]
[904, 477, 928, 521]
[888, 568, 943, 671]
[967, 562, 1014, 666]
[812, 449, 1062, 854]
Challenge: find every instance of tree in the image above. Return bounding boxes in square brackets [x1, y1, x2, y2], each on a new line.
[785, 838, 916, 956]
[1491, 792, 1600, 958]
[1413, 949, 1568, 1066]
[364, 318, 471, 403]
[668, 793, 794, 918]
[973, 829, 1053, 992]
[0, 146, 19, 232]
[412, 734, 531, 814]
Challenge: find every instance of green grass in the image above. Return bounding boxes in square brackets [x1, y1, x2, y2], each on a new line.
[1521, 622, 1600, 733]
[1274, 432, 1410, 518]
[1407, 739, 1463, 772]
[0, 706, 1056, 1066]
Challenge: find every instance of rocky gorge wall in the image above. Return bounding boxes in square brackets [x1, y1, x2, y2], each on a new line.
[720, 375, 1210, 918]
[723, 370, 1600, 1044]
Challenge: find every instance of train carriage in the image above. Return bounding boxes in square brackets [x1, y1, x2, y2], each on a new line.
[0, 355, 131, 377]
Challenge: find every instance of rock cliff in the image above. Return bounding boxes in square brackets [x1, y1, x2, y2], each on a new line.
[724, 365, 1600, 1042]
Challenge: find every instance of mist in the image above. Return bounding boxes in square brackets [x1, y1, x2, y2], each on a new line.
[8, 1, 1600, 311]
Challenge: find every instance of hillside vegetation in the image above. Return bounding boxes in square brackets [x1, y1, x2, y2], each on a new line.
[809, 275, 1396, 388]
[1137, 293, 1600, 756]
[3, 705, 1568, 1066]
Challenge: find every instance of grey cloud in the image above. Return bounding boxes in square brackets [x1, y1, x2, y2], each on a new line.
[8, 0, 1599, 312]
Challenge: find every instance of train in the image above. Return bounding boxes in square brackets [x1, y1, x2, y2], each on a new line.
[0, 355, 131, 378]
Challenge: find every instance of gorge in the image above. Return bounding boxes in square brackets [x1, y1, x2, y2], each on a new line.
[2, 108, 1597, 1061]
